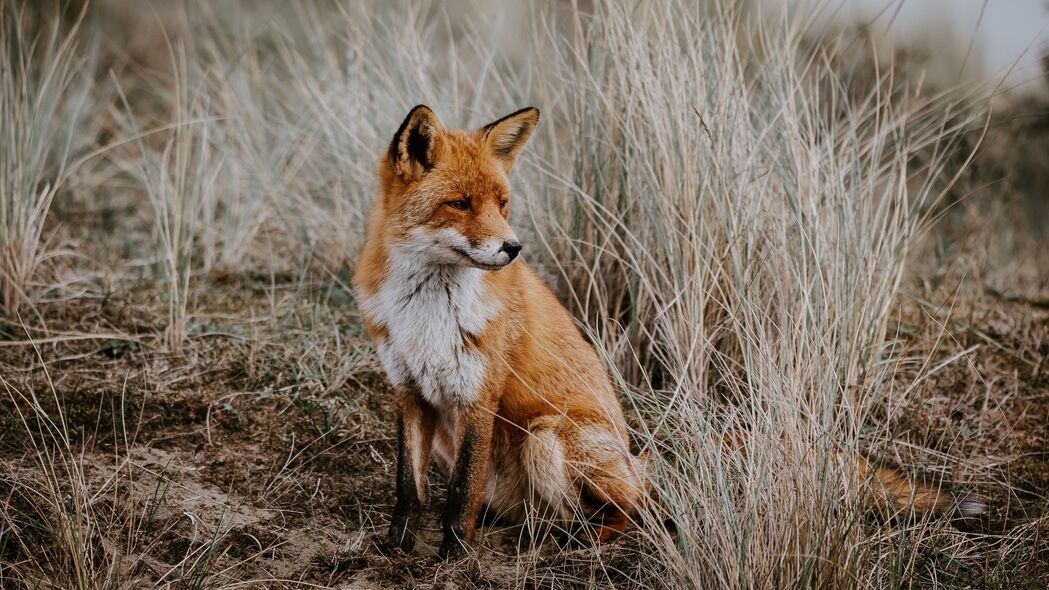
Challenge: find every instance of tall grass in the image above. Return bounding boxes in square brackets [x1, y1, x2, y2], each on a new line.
[245, 1, 986, 585]
[113, 42, 223, 352]
[0, 6, 92, 318]
[532, 2, 984, 587]
[266, 1, 542, 273]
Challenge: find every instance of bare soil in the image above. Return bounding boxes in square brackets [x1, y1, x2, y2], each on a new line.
[1, 255, 1046, 588]
[0, 275, 655, 588]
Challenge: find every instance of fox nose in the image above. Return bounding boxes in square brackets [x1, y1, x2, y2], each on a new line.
[501, 241, 522, 261]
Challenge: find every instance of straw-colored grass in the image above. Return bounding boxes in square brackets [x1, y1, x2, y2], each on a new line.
[1, 1, 1044, 588]
[0, 5, 93, 318]
[530, 3, 987, 587]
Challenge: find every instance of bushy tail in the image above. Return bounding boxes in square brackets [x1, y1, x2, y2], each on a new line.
[852, 455, 988, 518]
[722, 432, 988, 519]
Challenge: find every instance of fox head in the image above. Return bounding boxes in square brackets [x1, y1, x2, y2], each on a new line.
[377, 104, 539, 270]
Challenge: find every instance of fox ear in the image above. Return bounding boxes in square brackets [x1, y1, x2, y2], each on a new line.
[389, 105, 444, 181]
[480, 107, 540, 172]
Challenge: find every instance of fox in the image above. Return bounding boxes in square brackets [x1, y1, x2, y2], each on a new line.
[352, 104, 987, 559]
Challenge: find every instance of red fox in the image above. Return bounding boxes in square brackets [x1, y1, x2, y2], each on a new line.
[352, 105, 986, 559]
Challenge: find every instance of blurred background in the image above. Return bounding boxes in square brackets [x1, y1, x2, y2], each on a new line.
[841, 0, 1049, 98]
[748, 0, 1049, 99]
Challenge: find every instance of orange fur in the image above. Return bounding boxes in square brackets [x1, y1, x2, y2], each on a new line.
[354, 105, 644, 557]
[722, 432, 987, 518]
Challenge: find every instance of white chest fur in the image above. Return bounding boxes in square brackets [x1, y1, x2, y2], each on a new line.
[360, 250, 500, 407]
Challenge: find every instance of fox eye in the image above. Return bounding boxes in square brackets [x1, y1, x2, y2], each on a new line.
[446, 199, 471, 211]
[499, 198, 509, 208]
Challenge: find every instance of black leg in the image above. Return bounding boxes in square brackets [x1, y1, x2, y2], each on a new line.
[438, 406, 494, 559]
[383, 394, 435, 552]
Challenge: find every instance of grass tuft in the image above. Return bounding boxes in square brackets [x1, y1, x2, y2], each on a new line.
[0, 4, 93, 318]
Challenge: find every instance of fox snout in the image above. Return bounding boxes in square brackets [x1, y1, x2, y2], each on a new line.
[454, 203, 522, 269]
[449, 232, 522, 270]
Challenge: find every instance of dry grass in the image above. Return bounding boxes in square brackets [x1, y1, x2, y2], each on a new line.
[0, 0, 1046, 588]
[0, 3, 96, 318]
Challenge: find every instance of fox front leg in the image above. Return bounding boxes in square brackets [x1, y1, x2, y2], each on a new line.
[438, 404, 495, 559]
[384, 392, 436, 552]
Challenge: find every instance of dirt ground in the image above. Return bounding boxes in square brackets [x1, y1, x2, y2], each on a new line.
[1, 238, 1046, 588]
[0, 266, 657, 588]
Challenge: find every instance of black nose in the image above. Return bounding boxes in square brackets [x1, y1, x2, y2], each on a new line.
[501, 241, 522, 261]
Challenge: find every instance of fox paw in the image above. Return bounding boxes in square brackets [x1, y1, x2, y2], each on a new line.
[377, 525, 417, 554]
[437, 537, 471, 560]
